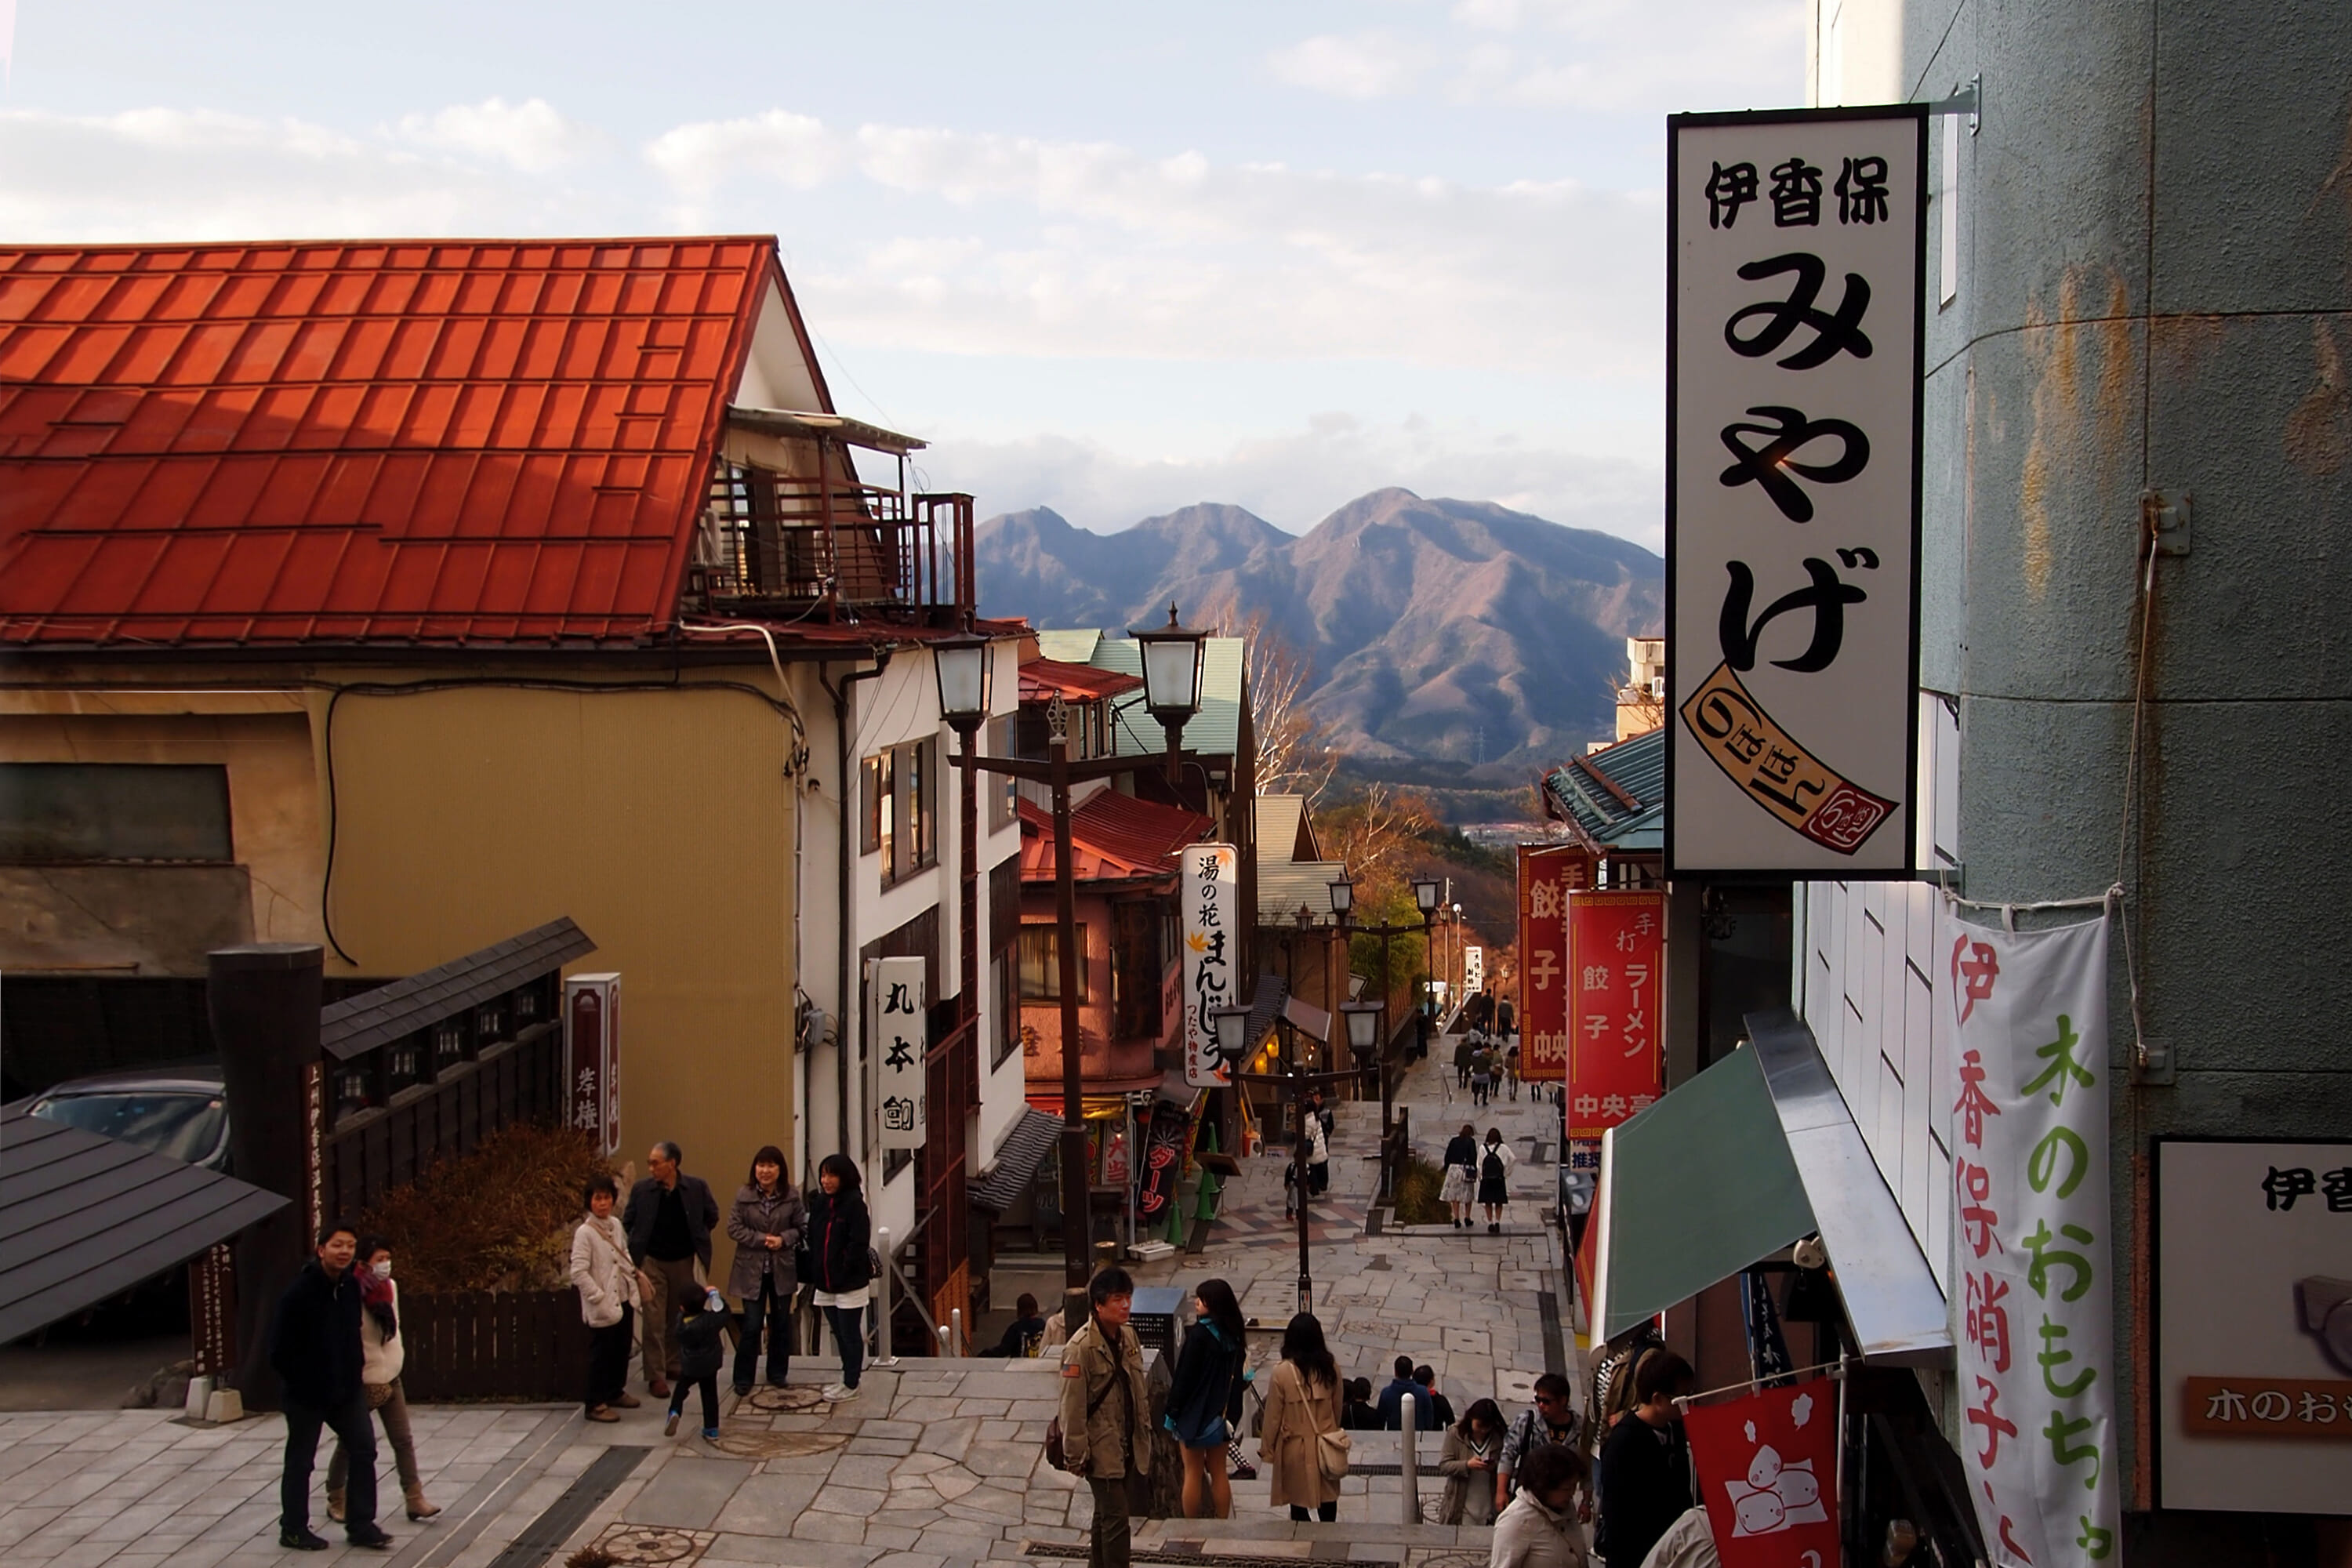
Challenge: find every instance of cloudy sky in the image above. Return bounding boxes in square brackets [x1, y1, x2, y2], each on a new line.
[0, 2, 1804, 546]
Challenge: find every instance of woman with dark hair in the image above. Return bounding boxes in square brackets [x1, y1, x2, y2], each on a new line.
[807, 1152, 873, 1403]
[1166, 1278, 1248, 1519]
[1340, 1377, 1381, 1431]
[570, 1173, 642, 1424]
[1478, 1127, 1516, 1234]
[1257, 1312, 1343, 1522]
[325, 1236, 438, 1525]
[725, 1144, 805, 1396]
[1441, 1123, 1479, 1229]
[1437, 1397, 1506, 1525]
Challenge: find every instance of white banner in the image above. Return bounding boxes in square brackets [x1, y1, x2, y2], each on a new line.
[1181, 844, 1239, 1087]
[1668, 107, 1926, 875]
[869, 956, 927, 1150]
[1465, 945, 1484, 997]
[1941, 909, 2118, 1564]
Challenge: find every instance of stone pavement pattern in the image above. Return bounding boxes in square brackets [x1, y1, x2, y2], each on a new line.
[0, 1046, 1572, 1568]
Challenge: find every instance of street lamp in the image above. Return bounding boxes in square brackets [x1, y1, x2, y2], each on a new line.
[1327, 875, 1353, 919]
[932, 630, 994, 1340]
[1412, 876, 1443, 916]
[1127, 601, 1210, 784]
[1328, 870, 1442, 1198]
[1341, 1000, 1383, 1060]
[931, 630, 992, 729]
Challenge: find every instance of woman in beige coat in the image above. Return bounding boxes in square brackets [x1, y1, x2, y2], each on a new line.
[1257, 1313, 1343, 1521]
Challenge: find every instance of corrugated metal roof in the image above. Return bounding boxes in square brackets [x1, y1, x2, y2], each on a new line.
[1258, 859, 1348, 925]
[1031, 630, 1247, 760]
[970, 1105, 1061, 1213]
[0, 238, 781, 647]
[1018, 792, 1213, 884]
[0, 1107, 289, 1345]
[1544, 728, 1664, 851]
[320, 916, 595, 1060]
[1255, 795, 1307, 863]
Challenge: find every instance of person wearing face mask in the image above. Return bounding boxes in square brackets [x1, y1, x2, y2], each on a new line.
[268, 1221, 391, 1552]
[325, 1238, 438, 1526]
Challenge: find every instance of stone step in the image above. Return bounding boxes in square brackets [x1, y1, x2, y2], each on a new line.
[1011, 1515, 1497, 1568]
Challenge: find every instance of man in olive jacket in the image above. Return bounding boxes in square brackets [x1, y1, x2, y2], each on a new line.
[1060, 1267, 1152, 1568]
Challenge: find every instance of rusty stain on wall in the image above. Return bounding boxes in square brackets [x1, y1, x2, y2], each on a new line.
[2018, 267, 2140, 601]
[2285, 317, 2350, 476]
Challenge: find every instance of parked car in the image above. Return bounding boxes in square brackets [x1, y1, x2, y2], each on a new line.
[25, 1062, 231, 1172]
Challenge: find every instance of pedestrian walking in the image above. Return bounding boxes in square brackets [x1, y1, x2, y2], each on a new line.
[1595, 1350, 1697, 1568]
[1479, 1128, 1516, 1232]
[1439, 1397, 1507, 1525]
[1496, 996, 1515, 1038]
[663, 1287, 731, 1440]
[1454, 1033, 1475, 1091]
[1166, 1278, 1247, 1519]
[1497, 1372, 1581, 1517]
[1504, 1039, 1522, 1101]
[984, 1293, 1049, 1357]
[1060, 1267, 1153, 1568]
[1584, 1323, 1667, 1463]
[1258, 1312, 1343, 1522]
[1375, 1352, 1418, 1429]
[807, 1152, 873, 1402]
[324, 1237, 437, 1526]
[725, 1144, 805, 1396]
[268, 1220, 392, 1552]
[1414, 1366, 1454, 1428]
[570, 1174, 644, 1423]
[1441, 1123, 1479, 1229]
[1305, 1102, 1330, 1197]
[623, 1141, 719, 1399]
[1490, 1443, 1591, 1568]
[1470, 1042, 1495, 1107]
[1340, 1377, 1381, 1431]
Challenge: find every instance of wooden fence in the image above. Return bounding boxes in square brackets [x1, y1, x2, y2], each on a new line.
[399, 1288, 589, 1403]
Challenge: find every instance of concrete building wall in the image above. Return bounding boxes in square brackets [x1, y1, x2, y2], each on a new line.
[1798, 0, 2352, 1540]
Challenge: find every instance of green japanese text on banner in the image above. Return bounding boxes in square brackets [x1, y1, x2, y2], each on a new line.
[1941, 908, 2117, 1565]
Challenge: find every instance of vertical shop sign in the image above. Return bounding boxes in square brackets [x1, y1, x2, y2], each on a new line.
[1566, 890, 1664, 1137]
[1516, 844, 1585, 1081]
[1465, 945, 1485, 998]
[869, 956, 927, 1150]
[1685, 1380, 1842, 1568]
[1181, 844, 1240, 1087]
[1668, 105, 1926, 875]
[302, 1060, 325, 1241]
[1941, 909, 2117, 1564]
[564, 973, 622, 1158]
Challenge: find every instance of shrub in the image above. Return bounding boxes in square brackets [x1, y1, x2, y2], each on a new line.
[1391, 1151, 1449, 1226]
[351, 1121, 618, 1294]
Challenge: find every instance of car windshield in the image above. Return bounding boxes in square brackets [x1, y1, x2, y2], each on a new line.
[31, 1091, 227, 1164]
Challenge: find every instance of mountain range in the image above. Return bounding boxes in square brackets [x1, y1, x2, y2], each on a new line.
[972, 488, 1663, 775]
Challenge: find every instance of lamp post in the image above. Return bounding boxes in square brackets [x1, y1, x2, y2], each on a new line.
[936, 610, 1209, 1327]
[1218, 1000, 1369, 1316]
[1328, 871, 1442, 1196]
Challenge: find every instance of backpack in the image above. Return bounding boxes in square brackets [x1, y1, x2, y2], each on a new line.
[1483, 1148, 1506, 1184]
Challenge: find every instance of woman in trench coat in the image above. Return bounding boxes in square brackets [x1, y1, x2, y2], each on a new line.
[1257, 1312, 1344, 1521]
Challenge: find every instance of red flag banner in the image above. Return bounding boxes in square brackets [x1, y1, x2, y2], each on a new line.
[1684, 1379, 1841, 1568]
[1515, 844, 1586, 1081]
[1566, 889, 1663, 1137]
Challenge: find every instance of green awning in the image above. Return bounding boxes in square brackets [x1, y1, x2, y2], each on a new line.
[1588, 1045, 1817, 1344]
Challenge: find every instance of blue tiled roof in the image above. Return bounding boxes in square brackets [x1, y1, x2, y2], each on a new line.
[1544, 728, 1664, 851]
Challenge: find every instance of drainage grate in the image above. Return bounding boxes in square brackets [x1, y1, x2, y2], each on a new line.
[481, 1445, 649, 1568]
[1537, 1289, 1567, 1377]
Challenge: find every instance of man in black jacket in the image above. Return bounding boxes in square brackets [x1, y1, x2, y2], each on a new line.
[270, 1220, 391, 1551]
[623, 1141, 719, 1399]
[1596, 1349, 1696, 1568]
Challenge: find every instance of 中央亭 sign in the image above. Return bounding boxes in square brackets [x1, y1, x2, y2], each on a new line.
[1668, 104, 1926, 876]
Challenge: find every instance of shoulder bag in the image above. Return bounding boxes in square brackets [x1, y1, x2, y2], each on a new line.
[1309, 1370, 1352, 1483]
[1044, 1334, 1121, 1473]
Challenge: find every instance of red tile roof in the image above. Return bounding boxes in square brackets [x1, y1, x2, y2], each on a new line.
[0, 237, 793, 647]
[1019, 656, 1142, 703]
[1018, 791, 1214, 884]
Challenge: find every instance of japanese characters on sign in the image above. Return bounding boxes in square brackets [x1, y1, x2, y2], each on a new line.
[303, 1060, 325, 1240]
[869, 956, 927, 1150]
[1565, 891, 1664, 1138]
[1940, 911, 2117, 1565]
[1515, 844, 1587, 1081]
[1181, 844, 1240, 1087]
[1668, 107, 1926, 875]
[1683, 1379, 1840, 1568]
[1465, 945, 1484, 998]
[563, 973, 622, 1159]
[2154, 1138, 2352, 1512]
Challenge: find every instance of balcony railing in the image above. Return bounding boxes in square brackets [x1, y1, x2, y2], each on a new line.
[684, 458, 974, 625]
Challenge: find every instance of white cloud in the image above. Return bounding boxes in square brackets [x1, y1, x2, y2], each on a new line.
[394, 96, 590, 174]
[1266, 31, 1425, 100]
[643, 109, 840, 198]
[925, 414, 1661, 550]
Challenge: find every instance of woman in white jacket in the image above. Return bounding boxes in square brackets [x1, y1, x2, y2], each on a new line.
[326, 1236, 439, 1524]
[572, 1174, 644, 1422]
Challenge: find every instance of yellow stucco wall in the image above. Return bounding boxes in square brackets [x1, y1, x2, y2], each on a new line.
[323, 683, 800, 1257]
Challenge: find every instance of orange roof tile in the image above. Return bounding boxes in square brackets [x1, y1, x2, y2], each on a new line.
[1018, 791, 1214, 884]
[0, 238, 789, 647]
[1019, 656, 1143, 703]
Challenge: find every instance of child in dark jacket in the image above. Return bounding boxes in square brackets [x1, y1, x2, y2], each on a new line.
[665, 1287, 731, 1439]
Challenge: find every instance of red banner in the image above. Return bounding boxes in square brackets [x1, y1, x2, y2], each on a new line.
[1515, 845, 1587, 1080]
[1684, 1380, 1841, 1568]
[1566, 889, 1663, 1136]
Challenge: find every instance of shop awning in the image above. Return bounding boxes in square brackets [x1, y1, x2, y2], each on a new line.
[1589, 1009, 1951, 1364]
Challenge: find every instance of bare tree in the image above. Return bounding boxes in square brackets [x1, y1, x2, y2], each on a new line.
[1237, 610, 1339, 803]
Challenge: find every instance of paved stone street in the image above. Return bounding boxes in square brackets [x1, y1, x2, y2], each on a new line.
[0, 1045, 1571, 1568]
